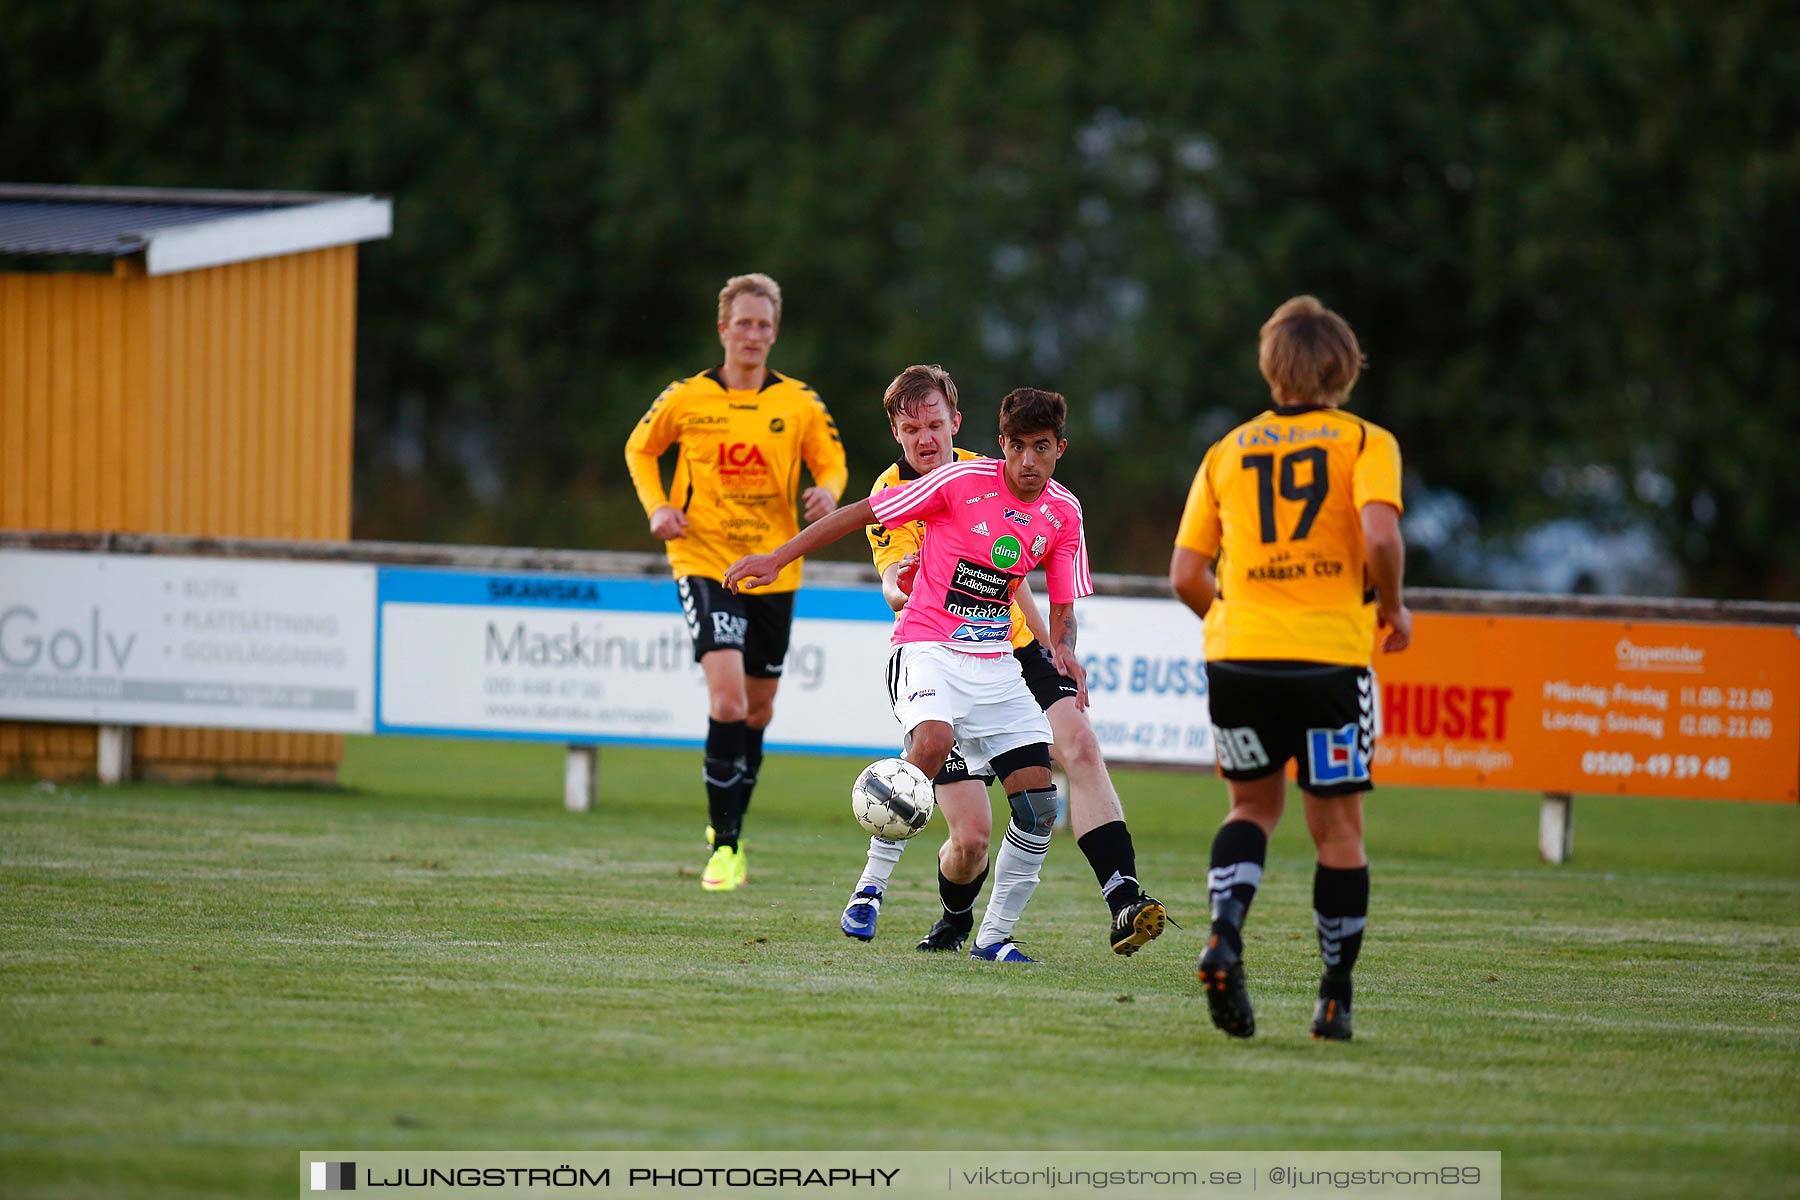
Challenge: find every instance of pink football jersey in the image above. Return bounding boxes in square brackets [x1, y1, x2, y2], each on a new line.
[868, 457, 1092, 651]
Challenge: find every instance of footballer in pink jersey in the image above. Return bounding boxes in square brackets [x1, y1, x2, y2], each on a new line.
[726, 387, 1088, 960]
[832, 366, 1167, 963]
[868, 457, 1092, 651]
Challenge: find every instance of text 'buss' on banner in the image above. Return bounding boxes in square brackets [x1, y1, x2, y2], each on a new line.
[1372, 613, 1800, 802]
[373, 567, 902, 755]
[1072, 596, 1215, 766]
[0, 550, 375, 733]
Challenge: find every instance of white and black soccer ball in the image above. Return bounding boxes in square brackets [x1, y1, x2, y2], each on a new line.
[850, 757, 936, 840]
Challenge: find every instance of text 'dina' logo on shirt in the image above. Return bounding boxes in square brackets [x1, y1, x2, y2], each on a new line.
[990, 535, 1022, 569]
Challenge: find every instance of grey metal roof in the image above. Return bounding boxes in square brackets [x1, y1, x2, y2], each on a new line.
[0, 200, 288, 256]
[0, 184, 391, 273]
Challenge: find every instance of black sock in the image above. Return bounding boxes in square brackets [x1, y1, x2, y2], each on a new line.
[703, 718, 747, 849]
[1314, 863, 1370, 1007]
[938, 860, 989, 929]
[1207, 819, 1268, 954]
[740, 725, 766, 818]
[1075, 820, 1142, 914]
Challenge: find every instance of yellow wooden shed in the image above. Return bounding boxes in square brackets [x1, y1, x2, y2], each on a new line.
[0, 183, 392, 782]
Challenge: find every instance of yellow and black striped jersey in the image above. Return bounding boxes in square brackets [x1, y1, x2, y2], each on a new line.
[867, 449, 1033, 650]
[1175, 405, 1403, 666]
[624, 369, 848, 591]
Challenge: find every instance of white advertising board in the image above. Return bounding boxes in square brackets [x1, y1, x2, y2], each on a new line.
[375, 569, 906, 756]
[0, 551, 376, 732]
[1072, 595, 1215, 766]
[375, 568, 1216, 765]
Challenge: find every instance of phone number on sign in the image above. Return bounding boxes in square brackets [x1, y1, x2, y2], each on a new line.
[1581, 751, 1730, 780]
[1091, 721, 1210, 753]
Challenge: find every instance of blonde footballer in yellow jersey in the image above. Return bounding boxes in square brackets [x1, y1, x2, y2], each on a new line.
[622, 273, 847, 892]
[1170, 295, 1411, 1041]
[626, 376, 847, 592]
[838, 365, 1167, 960]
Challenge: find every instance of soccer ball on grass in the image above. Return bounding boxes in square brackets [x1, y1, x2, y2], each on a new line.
[851, 757, 936, 840]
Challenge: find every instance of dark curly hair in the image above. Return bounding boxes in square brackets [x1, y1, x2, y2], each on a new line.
[997, 388, 1066, 442]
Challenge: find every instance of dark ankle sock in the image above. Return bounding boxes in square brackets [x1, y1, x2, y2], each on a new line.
[1076, 820, 1142, 914]
[1207, 819, 1268, 954]
[1314, 863, 1370, 1006]
[938, 860, 989, 928]
[703, 718, 747, 848]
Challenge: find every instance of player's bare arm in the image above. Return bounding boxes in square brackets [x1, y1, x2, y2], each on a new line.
[1049, 601, 1089, 709]
[1361, 501, 1412, 653]
[725, 497, 877, 592]
[880, 555, 917, 612]
[1168, 545, 1217, 620]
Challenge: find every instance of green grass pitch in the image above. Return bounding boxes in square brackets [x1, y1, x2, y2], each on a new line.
[2, 736, 1796, 1198]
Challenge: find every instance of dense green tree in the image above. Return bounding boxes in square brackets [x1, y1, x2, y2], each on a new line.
[2, 0, 1794, 594]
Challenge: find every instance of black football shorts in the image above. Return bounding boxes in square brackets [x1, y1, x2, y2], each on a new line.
[677, 575, 794, 678]
[1014, 641, 1081, 712]
[1205, 659, 1376, 797]
[932, 743, 995, 788]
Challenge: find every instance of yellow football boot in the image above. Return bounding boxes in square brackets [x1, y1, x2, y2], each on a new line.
[700, 844, 745, 891]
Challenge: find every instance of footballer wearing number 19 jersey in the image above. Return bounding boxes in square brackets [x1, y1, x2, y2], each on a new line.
[1171, 294, 1412, 1043]
[1178, 407, 1402, 667]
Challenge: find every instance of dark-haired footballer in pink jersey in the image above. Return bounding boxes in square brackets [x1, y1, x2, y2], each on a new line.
[727, 388, 1101, 960]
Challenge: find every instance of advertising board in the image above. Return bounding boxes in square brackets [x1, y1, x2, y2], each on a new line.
[374, 568, 903, 755]
[374, 569, 1220, 765]
[1373, 613, 1799, 802]
[0, 550, 375, 732]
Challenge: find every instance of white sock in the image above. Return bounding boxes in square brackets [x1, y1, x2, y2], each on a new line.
[976, 822, 1051, 946]
[856, 835, 906, 892]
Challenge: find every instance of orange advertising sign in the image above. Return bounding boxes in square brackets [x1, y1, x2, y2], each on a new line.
[1373, 614, 1800, 803]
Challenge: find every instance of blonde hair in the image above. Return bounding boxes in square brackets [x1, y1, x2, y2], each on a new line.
[718, 273, 783, 328]
[1258, 295, 1364, 406]
[882, 364, 960, 422]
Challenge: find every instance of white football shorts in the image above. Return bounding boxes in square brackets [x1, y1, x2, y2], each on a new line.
[886, 642, 1052, 776]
